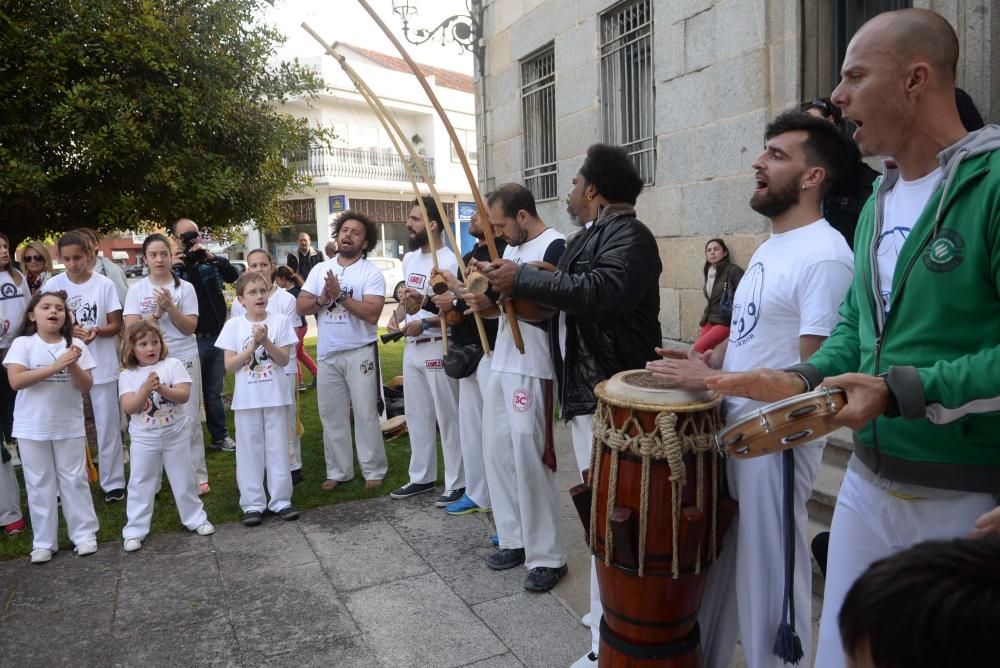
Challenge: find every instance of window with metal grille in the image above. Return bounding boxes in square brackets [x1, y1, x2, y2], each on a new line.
[600, 0, 654, 185]
[521, 45, 557, 201]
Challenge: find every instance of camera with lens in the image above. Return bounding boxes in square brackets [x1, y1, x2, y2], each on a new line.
[177, 230, 210, 266]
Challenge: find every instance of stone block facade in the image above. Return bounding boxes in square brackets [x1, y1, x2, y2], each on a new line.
[479, 0, 997, 343]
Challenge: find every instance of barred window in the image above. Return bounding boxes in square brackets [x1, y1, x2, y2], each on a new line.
[521, 45, 557, 201]
[600, 0, 654, 185]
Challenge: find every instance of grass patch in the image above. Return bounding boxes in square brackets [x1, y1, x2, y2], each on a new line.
[0, 334, 440, 561]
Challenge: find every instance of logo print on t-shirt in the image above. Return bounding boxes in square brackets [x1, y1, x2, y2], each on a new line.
[242, 335, 274, 382]
[730, 262, 764, 346]
[0, 282, 23, 301]
[142, 390, 177, 427]
[66, 295, 99, 328]
[406, 273, 427, 291]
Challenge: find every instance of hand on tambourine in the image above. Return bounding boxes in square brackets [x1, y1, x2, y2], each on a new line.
[821, 373, 887, 430]
[646, 355, 714, 391]
[482, 259, 518, 295]
[706, 368, 806, 402]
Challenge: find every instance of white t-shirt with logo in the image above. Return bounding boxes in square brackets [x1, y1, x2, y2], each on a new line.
[723, 218, 854, 421]
[0, 271, 30, 349]
[303, 256, 386, 358]
[123, 277, 199, 361]
[401, 248, 459, 341]
[3, 334, 97, 440]
[230, 286, 300, 374]
[877, 167, 942, 313]
[119, 358, 192, 439]
[214, 312, 297, 410]
[491, 227, 566, 379]
[43, 272, 122, 384]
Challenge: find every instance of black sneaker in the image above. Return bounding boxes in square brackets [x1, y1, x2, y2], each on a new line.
[434, 487, 465, 508]
[242, 510, 263, 527]
[390, 481, 435, 499]
[486, 548, 526, 571]
[277, 505, 300, 521]
[524, 564, 568, 592]
[104, 488, 125, 503]
[291, 469, 304, 486]
[209, 437, 237, 452]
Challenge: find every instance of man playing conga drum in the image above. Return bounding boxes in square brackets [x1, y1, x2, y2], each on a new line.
[649, 111, 855, 667]
[706, 9, 1000, 668]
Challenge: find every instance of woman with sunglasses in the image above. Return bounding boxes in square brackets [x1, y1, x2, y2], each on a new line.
[18, 241, 53, 296]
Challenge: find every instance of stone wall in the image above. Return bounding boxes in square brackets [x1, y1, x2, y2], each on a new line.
[479, 0, 997, 343]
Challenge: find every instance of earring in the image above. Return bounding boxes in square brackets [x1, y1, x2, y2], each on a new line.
[587, 194, 594, 201]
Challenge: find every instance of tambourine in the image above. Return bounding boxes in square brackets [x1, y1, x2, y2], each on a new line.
[381, 415, 408, 440]
[715, 387, 846, 459]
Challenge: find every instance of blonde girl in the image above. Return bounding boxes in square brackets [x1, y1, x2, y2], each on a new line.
[118, 322, 213, 552]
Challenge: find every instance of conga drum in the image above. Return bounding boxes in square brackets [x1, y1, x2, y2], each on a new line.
[586, 370, 736, 667]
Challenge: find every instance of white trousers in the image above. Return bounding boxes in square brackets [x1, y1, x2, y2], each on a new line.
[814, 468, 996, 668]
[234, 406, 292, 513]
[699, 441, 823, 668]
[19, 437, 99, 551]
[568, 414, 601, 655]
[458, 354, 491, 508]
[90, 380, 125, 491]
[317, 344, 387, 481]
[482, 372, 566, 569]
[123, 428, 208, 540]
[285, 372, 303, 471]
[0, 457, 22, 526]
[180, 356, 208, 485]
[403, 340, 463, 489]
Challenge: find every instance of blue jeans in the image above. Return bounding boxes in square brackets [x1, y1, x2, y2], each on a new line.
[197, 335, 229, 443]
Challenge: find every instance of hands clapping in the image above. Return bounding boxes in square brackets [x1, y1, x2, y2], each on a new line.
[251, 323, 269, 345]
[52, 345, 82, 371]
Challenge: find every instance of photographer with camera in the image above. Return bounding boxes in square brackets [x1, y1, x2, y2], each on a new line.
[172, 218, 240, 453]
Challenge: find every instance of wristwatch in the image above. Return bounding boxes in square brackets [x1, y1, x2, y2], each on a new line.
[334, 291, 349, 306]
[877, 372, 901, 418]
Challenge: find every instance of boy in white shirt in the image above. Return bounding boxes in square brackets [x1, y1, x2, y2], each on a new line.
[215, 272, 299, 526]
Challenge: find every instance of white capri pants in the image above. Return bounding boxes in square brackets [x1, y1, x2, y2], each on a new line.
[234, 406, 292, 513]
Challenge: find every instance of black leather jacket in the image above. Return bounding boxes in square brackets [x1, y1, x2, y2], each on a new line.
[512, 204, 662, 419]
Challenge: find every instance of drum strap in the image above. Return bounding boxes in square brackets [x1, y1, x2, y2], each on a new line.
[772, 448, 805, 664]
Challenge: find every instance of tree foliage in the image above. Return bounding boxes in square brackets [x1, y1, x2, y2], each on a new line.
[0, 0, 325, 243]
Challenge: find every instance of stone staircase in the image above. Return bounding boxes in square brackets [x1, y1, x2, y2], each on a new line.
[807, 427, 854, 600]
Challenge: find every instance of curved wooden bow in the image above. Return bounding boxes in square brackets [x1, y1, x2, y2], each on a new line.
[355, 0, 525, 355]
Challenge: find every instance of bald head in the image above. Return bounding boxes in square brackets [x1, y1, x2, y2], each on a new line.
[858, 9, 958, 84]
[173, 218, 198, 236]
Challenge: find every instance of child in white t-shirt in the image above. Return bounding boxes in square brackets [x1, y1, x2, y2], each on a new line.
[44, 231, 125, 503]
[118, 321, 214, 552]
[229, 249, 303, 483]
[215, 272, 299, 526]
[3, 291, 100, 564]
[123, 233, 210, 495]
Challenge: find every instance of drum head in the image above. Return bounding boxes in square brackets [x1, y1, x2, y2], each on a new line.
[595, 369, 719, 412]
[381, 415, 408, 439]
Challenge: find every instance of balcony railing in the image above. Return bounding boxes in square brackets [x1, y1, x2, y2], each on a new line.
[288, 146, 434, 183]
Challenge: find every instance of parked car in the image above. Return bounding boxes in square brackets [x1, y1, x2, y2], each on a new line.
[230, 260, 248, 275]
[123, 263, 146, 278]
[368, 256, 405, 302]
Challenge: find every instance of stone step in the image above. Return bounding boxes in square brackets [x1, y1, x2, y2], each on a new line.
[822, 427, 854, 469]
[807, 458, 845, 527]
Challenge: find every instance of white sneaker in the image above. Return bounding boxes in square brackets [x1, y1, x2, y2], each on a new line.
[30, 548, 53, 564]
[581, 612, 591, 627]
[75, 540, 98, 556]
[195, 521, 215, 536]
[570, 651, 598, 668]
[123, 538, 142, 552]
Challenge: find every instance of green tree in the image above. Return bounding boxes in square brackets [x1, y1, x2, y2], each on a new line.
[0, 0, 325, 244]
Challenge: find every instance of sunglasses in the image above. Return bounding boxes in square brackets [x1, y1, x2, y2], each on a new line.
[23, 255, 44, 262]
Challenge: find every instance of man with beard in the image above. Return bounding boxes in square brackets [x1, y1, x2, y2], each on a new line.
[388, 197, 464, 506]
[708, 10, 1000, 667]
[430, 209, 507, 517]
[647, 111, 854, 667]
[468, 183, 568, 592]
[487, 145, 660, 666]
[297, 211, 387, 491]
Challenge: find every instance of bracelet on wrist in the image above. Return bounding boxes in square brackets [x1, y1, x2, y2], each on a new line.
[422, 319, 431, 332]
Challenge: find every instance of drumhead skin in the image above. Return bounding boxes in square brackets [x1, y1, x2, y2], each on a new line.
[716, 387, 846, 458]
[596, 369, 719, 412]
[381, 415, 408, 439]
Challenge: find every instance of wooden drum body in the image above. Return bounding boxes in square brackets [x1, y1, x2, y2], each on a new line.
[583, 370, 736, 668]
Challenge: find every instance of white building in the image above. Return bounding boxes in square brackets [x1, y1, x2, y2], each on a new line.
[252, 43, 479, 262]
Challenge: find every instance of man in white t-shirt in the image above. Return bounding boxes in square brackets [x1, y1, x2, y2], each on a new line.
[648, 110, 856, 667]
[469, 183, 568, 593]
[388, 197, 464, 507]
[298, 212, 388, 491]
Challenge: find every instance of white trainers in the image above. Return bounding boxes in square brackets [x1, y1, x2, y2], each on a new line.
[30, 548, 53, 564]
[75, 540, 98, 556]
[123, 538, 142, 552]
[570, 651, 598, 668]
[581, 612, 592, 627]
[195, 521, 215, 536]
